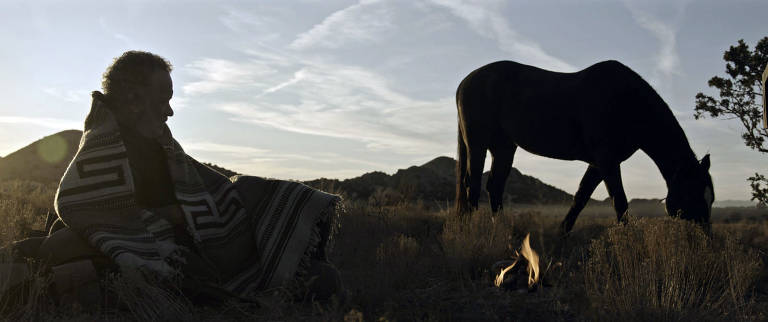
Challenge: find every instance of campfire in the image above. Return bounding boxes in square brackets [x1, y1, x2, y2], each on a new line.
[493, 233, 540, 290]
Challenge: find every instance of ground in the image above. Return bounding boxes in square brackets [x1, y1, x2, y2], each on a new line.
[0, 179, 766, 321]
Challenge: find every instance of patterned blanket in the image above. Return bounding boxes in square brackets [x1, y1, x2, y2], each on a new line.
[54, 94, 341, 297]
[763, 64, 767, 128]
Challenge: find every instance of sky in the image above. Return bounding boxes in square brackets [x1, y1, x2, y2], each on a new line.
[0, 0, 766, 201]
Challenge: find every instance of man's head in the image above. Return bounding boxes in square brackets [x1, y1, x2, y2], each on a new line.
[102, 51, 174, 139]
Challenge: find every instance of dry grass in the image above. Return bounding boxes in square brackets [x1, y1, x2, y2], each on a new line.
[0, 180, 766, 321]
[0, 180, 55, 246]
[585, 217, 760, 320]
[105, 272, 197, 321]
[332, 203, 767, 321]
[0, 180, 57, 213]
[0, 200, 44, 245]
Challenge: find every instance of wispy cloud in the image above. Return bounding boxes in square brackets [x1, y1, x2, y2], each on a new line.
[183, 58, 277, 95]
[428, 0, 575, 72]
[0, 116, 80, 130]
[43, 88, 87, 103]
[182, 139, 393, 180]
[624, 1, 686, 80]
[258, 69, 307, 97]
[98, 17, 134, 46]
[218, 7, 283, 42]
[170, 96, 189, 110]
[182, 141, 269, 155]
[219, 9, 270, 33]
[289, 0, 392, 50]
[207, 56, 455, 155]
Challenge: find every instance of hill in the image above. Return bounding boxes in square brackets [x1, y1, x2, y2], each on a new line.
[0, 130, 82, 183]
[0, 130, 241, 184]
[304, 156, 576, 205]
[713, 200, 758, 208]
[4, 131, 696, 207]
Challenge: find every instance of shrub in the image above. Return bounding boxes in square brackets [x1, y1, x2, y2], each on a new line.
[585, 217, 761, 320]
[440, 209, 517, 280]
[375, 234, 422, 289]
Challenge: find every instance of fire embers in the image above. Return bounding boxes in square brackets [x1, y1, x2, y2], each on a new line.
[492, 233, 540, 291]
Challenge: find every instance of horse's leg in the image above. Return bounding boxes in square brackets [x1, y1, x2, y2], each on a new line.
[467, 144, 488, 210]
[487, 145, 517, 213]
[456, 127, 470, 216]
[600, 164, 629, 223]
[560, 165, 602, 234]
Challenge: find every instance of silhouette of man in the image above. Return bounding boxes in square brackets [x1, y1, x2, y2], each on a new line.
[91, 51, 192, 250]
[30, 51, 344, 305]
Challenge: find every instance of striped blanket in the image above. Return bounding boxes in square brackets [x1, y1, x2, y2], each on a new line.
[763, 64, 767, 128]
[54, 95, 341, 296]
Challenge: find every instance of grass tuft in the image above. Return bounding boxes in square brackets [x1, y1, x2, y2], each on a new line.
[585, 217, 762, 320]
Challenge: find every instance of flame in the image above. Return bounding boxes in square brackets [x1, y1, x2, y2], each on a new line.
[494, 233, 540, 289]
[494, 259, 518, 287]
[520, 233, 539, 287]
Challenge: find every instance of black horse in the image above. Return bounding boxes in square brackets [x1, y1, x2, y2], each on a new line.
[455, 60, 714, 233]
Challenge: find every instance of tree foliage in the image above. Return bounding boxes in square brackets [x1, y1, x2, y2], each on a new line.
[694, 37, 768, 205]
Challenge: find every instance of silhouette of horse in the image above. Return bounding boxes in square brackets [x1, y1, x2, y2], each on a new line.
[455, 60, 714, 233]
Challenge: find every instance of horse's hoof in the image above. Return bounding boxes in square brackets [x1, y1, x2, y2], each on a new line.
[617, 210, 631, 225]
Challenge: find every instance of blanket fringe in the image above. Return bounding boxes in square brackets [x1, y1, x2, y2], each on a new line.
[288, 196, 344, 295]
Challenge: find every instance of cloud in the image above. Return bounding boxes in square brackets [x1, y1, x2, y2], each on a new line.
[0, 116, 81, 130]
[218, 7, 284, 42]
[182, 141, 269, 155]
[183, 140, 347, 163]
[43, 88, 87, 103]
[98, 16, 134, 46]
[182, 2, 580, 183]
[206, 58, 455, 155]
[185, 1, 572, 161]
[182, 58, 278, 95]
[181, 139, 393, 180]
[427, 0, 575, 72]
[289, 0, 393, 50]
[219, 9, 269, 33]
[624, 1, 685, 80]
[170, 96, 189, 110]
[258, 69, 307, 97]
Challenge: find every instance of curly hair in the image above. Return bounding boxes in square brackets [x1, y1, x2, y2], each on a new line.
[101, 50, 172, 101]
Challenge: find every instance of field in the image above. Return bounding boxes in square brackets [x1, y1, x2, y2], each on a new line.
[0, 179, 767, 321]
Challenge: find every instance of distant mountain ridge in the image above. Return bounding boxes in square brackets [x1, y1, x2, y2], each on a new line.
[0, 130, 81, 183]
[0, 130, 577, 205]
[713, 200, 758, 208]
[304, 156, 576, 205]
[0, 130, 241, 184]
[1, 130, 758, 207]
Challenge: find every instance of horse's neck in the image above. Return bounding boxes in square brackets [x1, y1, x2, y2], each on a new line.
[639, 118, 698, 188]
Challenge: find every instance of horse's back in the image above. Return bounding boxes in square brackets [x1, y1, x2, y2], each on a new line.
[456, 60, 656, 162]
[459, 60, 638, 96]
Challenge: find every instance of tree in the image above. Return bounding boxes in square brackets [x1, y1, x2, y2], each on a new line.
[694, 37, 768, 206]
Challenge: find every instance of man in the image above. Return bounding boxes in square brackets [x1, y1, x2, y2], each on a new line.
[34, 51, 344, 305]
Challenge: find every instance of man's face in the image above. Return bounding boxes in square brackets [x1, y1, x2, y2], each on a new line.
[133, 70, 174, 139]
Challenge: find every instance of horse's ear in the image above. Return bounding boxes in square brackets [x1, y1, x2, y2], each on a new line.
[700, 154, 711, 171]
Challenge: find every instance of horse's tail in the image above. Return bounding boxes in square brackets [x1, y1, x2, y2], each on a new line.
[456, 125, 469, 216]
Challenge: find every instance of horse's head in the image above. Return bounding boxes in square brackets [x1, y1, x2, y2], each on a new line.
[665, 154, 714, 224]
